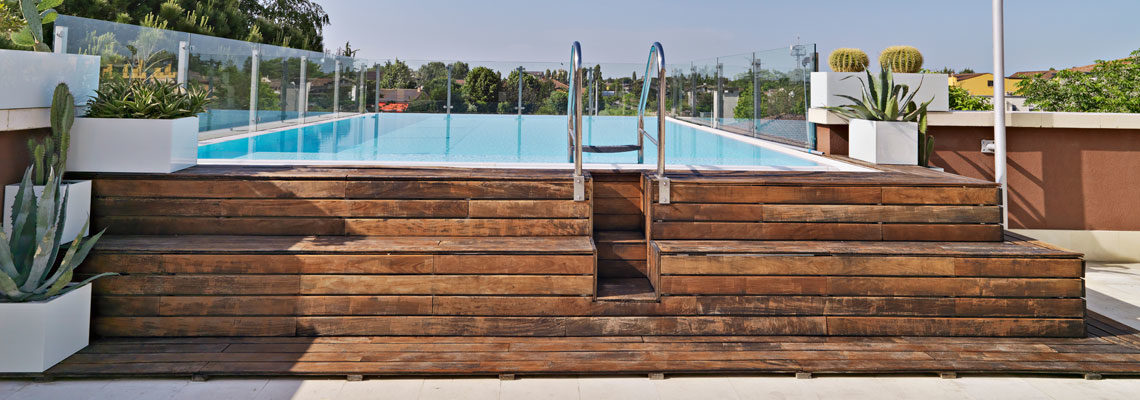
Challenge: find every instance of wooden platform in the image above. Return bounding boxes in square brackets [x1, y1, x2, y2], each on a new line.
[32, 312, 1140, 379]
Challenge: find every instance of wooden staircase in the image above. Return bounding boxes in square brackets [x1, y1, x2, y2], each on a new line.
[591, 173, 653, 301]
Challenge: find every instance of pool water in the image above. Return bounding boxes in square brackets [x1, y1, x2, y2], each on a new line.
[198, 113, 823, 168]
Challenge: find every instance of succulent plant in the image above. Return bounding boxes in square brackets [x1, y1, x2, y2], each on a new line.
[26, 83, 74, 186]
[822, 70, 937, 166]
[9, 0, 62, 52]
[879, 46, 924, 73]
[85, 77, 212, 119]
[829, 48, 869, 73]
[0, 168, 113, 303]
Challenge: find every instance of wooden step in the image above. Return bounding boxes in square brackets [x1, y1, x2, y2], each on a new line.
[595, 231, 647, 278]
[596, 278, 656, 302]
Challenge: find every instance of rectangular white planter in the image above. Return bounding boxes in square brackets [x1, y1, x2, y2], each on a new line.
[811, 72, 949, 112]
[3, 180, 91, 241]
[0, 284, 92, 373]
[68, 116, 199, 173]
[849, 119, 918, 165]
[0, 50, 100, 110]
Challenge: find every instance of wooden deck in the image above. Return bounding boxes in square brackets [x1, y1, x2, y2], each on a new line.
[31, 312, 1140, 379]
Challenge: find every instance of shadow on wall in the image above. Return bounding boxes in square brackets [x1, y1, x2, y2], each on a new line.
[0, 128, 48, 198]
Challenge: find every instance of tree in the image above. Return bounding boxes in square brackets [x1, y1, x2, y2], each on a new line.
[57, 0, 330, 51]
[450, 61, 469, 80]
[464, 66, 500, 107]
[948, 85, 991, 111]
[337, 41, 358, 57]
[417, 61, 448, 83]
[1017, 50, 1140, 113]
[378, 59, 415, 89]
[734, 83, 754, 119]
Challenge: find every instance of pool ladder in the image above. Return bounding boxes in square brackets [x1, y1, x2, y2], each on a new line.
[566, 42, 670, 204]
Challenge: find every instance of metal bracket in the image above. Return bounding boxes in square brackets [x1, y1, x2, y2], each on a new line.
[981, 139, 996, 154]
[658, 177, 671, 204]
[573, 176, 586, 202]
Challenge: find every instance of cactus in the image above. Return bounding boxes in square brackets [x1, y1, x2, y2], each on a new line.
[27, 83, 73, 186]
[9, 0, 62, 52]
[0, 167, 113, 303]
[829, 48, 869, 73]
[879, 46, 924, 73]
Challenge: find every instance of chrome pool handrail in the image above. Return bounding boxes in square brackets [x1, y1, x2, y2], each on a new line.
[636, 42, 670, 204]
[566, 41, 586, 201]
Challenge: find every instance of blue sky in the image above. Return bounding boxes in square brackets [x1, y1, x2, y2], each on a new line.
[321, 0, 1139, 73]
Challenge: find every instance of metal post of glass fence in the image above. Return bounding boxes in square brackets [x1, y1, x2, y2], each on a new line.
[177, 41, 189, 89]
[52, 26, 67, 54]
[517, 66, 524, 116]
[299, 56, 308, 122]
[334, 60, 342, 116]
[280, 58, 288, 122]
[446, 63, 453, 115]
[714, 61, 723, 128]
[249, 48, 260, 131]
[689, 65, 697, 117]
[375, 63, 381, 113]
[752, 54, 761, 136]
[358, 66, 365, 114]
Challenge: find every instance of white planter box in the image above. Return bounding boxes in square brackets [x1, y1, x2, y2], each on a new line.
[68, 116, 199, 173]
[3, 180, 91, 241]
[849, 119, 918, 165]
[0, 284, 92, 373]
[811, 72, 949, 112]
[0, 49, 99, 110]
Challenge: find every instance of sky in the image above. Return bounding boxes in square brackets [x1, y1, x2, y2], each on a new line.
[320, 0, 1139, 74]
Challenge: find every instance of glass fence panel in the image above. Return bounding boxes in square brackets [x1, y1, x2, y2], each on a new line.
[255, 45, 309, 129]
[306, 56, 337, 122]
[335, 56, 359, 115]
[57, 15, 186, 82]
[188, 51, 253, 133]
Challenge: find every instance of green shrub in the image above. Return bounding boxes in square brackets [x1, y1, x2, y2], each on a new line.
[1, 167, 114, 302]
[829, 48, 869, 72]
[879, 46, 924, 73]
[949, 85, 992, 111]
[85, 77, 211, 119]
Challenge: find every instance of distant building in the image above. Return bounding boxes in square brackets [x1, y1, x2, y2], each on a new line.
[948, 73, 1027, 97]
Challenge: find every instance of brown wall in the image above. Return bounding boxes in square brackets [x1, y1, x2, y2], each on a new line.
[0, 129, 46, 199]
[816, 124, 1140, 231]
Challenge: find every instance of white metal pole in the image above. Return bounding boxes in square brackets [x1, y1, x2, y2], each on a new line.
[446, 63, 453, 115]
[993, 0, 1009, 228]
[53, 26, 67, 54]
[334, 60, 342, 116]
[177, 41, 189, 88]
[299, 56, 308, 122]
[249, 48, 260, 131]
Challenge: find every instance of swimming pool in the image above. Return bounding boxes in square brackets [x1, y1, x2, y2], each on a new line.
[198, 113, 859, 170]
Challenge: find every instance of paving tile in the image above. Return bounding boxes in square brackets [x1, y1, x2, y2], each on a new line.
[4, 380, 111, 400]
[88, 379, 187, 400]
[869, 377, 972, 400]
[0, 381, 30, 400]
[418, 378, 499, 400]
[171, 378, 269, 400]
[1024, 377, 1140, 400]
[790, 376, 889, 400]
[500, 377, 579, 400]
[336, 379, 424, 400]
[578, 377, 659, 400]
[654, 377, 739, 400]
[951, 377, 1052, 400]
[729, 376, 815, 400]
[255, 379, 344, 400]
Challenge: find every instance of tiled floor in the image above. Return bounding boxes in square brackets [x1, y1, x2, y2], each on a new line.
[2, 262, 1139, 399]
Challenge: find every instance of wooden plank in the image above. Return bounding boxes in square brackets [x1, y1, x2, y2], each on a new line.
[94, 275, 301, 296]
[93, 296, 435, 317]
[652, 204, 764, 222]
[594, 181, 642, 198]
[82, 254, 435, 274]
[650, 240, 1081, 258]
[597, 242, 646, 261]
[594, 214, 643, 231]
[825, 317, 1085, 337]
[598, 260, 648, 278]
[299, 275, 595, 295]
[659, 256, 1083, 278]
[345, 219, 590, 236]
[594, 197, 643, 214]
[94, 317, 297, 337]
[660, 185, 881, 204]
[94, 216, 346, 236]
[825, 277, 1083, 298]
[344, 181, 576, 200]
[882, 187, 1000, 205]
[433, 255, 594, 275]
[468, 200, 589, 218]
[296, 316, 827, 336]
[762, 205, 1001, 224]
[94, 198, 472, 218]
[651, 222, 881, 240]
[659, 276, 828, 295]
[93, 179, 346, 199]
[883, 224, 1004, 242]
[824, 297, 1086, 318]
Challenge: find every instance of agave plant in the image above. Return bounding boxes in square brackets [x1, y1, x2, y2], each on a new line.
[824, 70, 937, 166]
[0, 168, 112, 303]
[85, 77, 211, 120]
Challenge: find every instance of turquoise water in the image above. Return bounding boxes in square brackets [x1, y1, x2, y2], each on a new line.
[198, 113, 819, 167]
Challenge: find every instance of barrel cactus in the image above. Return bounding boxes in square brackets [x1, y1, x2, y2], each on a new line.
[828, 48, 869, 73]
[879, 46, 924, 73]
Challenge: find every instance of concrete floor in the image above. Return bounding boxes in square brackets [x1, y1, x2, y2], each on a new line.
[2, 262, 1138, 400]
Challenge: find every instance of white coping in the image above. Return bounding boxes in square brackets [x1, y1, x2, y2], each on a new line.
[197, 113, 873, 173]
[809, 108, 1140, 130]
